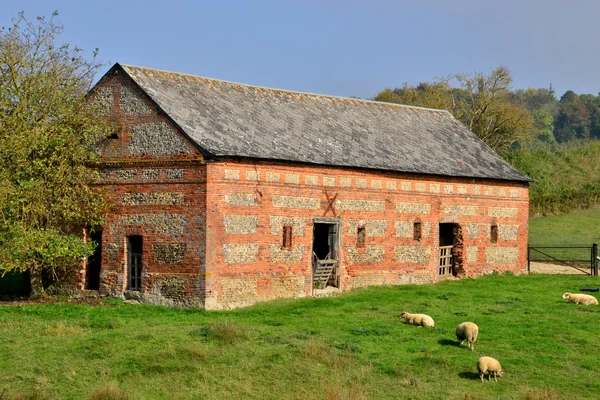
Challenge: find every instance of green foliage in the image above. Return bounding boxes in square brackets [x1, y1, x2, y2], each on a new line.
[0, 11, 110, 288]
[1, 275, 600, 398]
[506, 141, 600, 215]
[374, 67, 534, 154]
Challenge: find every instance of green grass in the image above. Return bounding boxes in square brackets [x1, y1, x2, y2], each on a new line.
[1, 274, 600, 399]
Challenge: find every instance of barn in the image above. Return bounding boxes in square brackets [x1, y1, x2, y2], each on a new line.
[83, 63, 531, 309]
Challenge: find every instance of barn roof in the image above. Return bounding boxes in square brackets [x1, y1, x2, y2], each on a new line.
[112, 63, 531, 182]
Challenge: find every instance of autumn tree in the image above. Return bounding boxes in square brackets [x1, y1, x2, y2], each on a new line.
[375, 67, 534, 154]
[0, 12, 110, 295]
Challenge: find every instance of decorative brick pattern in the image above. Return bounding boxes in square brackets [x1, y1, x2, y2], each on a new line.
[346, 246, 385, 263]
[119, 214, 186, 234]
[117, 169, 134, 180]
[224, 169, 240, 180]
[402, 182, 412, 191]
[266, 172, 280, 182]
[371, 180, 382, 189]
[220, 279, 258, 309]
[153, 244, 187, 263]
[394, 246, 431, 263]
[121, 86, 154, 115]
[305, 175, 318, 185]
[509, 189, 520, 198]
[466, 223, 480, 239]
[499, 225, 518, 240]
[395, 221, 412, 238]
[444, 185, 454, 194]
[467, 246, 478, 263]
[486, 247, 519, 263]
[270, 216, 306, 236]
[338, 200, 385, 211]
[121, 192, 184, 206]
[142, 169, 159, 179]
[245, 170, 259, 181]
[129, 122, 191, 155]
[272, 195, 320, 209]
[271, 277, 305, 298]
[356, 179, 367, 189]
[472, 186, 481, 195]
[488, 207, 518, 218]
[225, 193, 255, 207]
[484, 187, 493, 196]
[396, 202, 431, 214]
[93, 87, 114, 114]
[430, 184, 440, 193]
[458, 186, 467, 194]
[165, 169, 184, 179]
[268, 244, 304, 262]
[386, 181, 396, 190]
[347, 220, 387, 237]
[224, 215, 259, 234]
[223, 243, 259, 264]
[444, 205, 479, 216]
[498, 188, 507, 197]
[340, 177, 352, 187]
[415, 183, 426, 192]
[422, 222, 431, 238]
[323, 176, 336, 186]
[285, 173, 300, 184]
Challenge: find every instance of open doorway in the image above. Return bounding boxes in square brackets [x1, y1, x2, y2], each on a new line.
[438, 223, 464, 277]
[312, 220, 340, 291]
[85, 230, 102, 290]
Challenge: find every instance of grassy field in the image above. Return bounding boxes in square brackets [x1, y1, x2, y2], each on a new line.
[529, 205, 600, 247]
[1, 274, 600, 399]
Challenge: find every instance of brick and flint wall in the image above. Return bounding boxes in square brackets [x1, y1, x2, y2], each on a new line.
[204, 160, 529, 309]
[90, 68, 529, 309]
[90, 69, 207, 307]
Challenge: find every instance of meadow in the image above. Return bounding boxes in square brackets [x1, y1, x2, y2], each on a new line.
[1, 274, 599, 399]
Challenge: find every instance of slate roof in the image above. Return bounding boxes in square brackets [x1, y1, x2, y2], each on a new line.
[115, 63, 531, 182]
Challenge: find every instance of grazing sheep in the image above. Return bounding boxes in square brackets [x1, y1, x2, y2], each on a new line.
[477, 356, 504, 382]
[562, 293, 598, 305]
[456, 322, 478, 351]
[398, 312, 435, 327]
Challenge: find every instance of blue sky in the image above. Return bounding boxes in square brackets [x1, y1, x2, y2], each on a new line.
[2, 0, 599, 99]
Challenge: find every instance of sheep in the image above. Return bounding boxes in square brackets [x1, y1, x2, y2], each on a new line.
[562, 293, 598, 305]
[398, 312, 435, 327]
[455, 322, 478, 351]
[477, 356, 504, 382]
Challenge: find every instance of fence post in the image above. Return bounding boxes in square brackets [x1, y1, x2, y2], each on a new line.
[527, 246, 531, 274]
[593, 244, 598, 276]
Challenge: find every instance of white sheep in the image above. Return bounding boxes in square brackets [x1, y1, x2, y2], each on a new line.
[477, 356, 504, 382]
[398, 312, 435, 327]
[562, 293, 598, 305]
[456, 322, 478, 351]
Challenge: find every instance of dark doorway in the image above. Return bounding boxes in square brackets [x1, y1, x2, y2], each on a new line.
[438, 223, 464, 277]
[127, 235, 143, 290]
[85, 230, 102, 290]
[312, 222, 339, 289]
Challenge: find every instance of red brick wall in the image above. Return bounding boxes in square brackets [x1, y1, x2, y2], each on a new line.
[90, 68, 530, 309]
[205, 160, 529, 309]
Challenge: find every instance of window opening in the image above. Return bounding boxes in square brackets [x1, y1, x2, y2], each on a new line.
[356, 226, 366, 248]
[491, 224, 498, 243]
[282, 224, 293, 250]
[413, 222, 422, 241]
[127, 235, 143, 290]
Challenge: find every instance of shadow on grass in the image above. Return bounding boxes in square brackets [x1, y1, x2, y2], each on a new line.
[438, 338, 459, 347]
[458, 371, 480, 380]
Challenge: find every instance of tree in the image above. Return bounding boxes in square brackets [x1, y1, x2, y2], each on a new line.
[0, 12, 110, 295]
[374, 67, 534, 154]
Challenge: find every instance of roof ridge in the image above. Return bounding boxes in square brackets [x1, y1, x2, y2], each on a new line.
[119, 63, 453, 115]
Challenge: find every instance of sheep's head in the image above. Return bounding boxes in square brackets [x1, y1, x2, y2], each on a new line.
[498, 369, 505, 377]
[399, 312, 408, 319]
[562, 293, 571, 299]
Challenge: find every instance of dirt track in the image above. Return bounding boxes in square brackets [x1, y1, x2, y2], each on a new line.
[529, 262, 591, 275]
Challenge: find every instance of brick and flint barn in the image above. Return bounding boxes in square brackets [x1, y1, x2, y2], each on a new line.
[83, 63, 531, 309]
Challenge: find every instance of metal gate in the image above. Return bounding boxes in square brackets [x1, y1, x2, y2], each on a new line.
[527, 244, 598, 275]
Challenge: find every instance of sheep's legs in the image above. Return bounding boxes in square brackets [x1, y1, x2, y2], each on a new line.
[493, 372, 497, 382]
[480, 373, 484, 383]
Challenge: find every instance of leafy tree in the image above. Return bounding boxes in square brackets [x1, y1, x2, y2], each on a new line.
[0, 12, 110, 295]
[374, 67, 534, 154]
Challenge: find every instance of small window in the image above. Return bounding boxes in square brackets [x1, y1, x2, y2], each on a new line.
[282, 224, 293, 250]
[107, 131, 119, 139]
[357, 226, 366, 248]
[491, 224, 498, 243]
[413, 222, 422, 241]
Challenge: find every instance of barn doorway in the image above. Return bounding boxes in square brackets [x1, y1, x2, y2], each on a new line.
[312, 218, 340, 291]
[438, 223, 464, 277]
[126, 235, 143, 291]
[85, 230, 102, 290]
